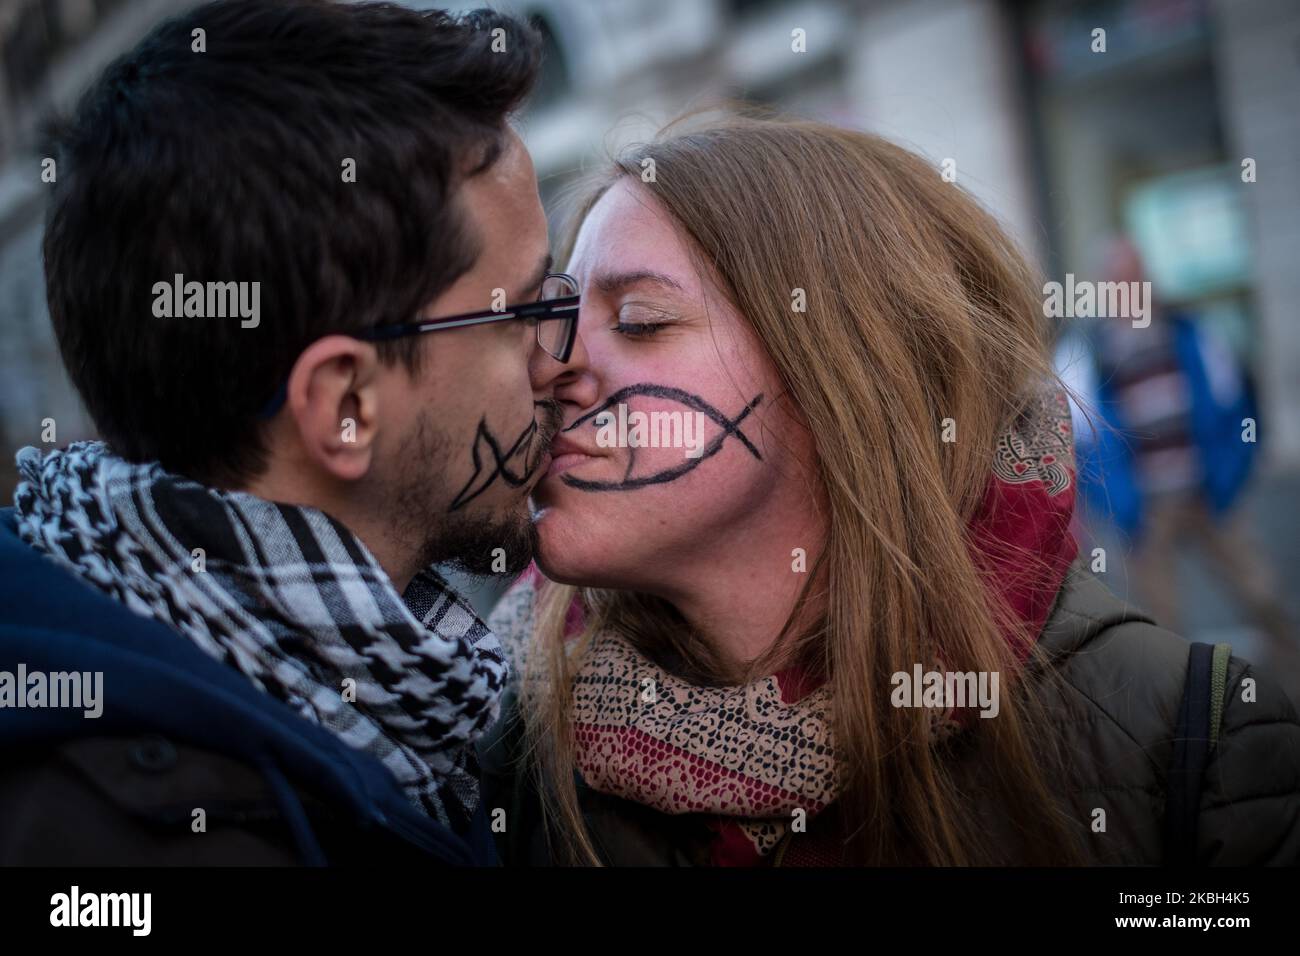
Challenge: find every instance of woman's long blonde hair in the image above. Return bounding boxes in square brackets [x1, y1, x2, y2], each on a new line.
[521, 112, 1087, 866]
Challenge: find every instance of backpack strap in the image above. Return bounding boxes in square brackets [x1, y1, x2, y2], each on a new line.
[1163, 641, 1232, 865]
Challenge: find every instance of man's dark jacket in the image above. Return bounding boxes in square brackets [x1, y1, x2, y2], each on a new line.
[0, 508, 497, 865]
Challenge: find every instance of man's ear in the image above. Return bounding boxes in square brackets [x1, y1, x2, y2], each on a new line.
[284, 335, 383, 481]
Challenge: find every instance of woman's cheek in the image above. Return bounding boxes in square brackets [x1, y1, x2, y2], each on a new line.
[535, 451, 760, 588]
[534, 491, 649, 586]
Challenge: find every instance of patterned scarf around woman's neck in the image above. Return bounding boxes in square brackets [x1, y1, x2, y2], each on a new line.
[491, 390, 1077, 865]
[13, 441, 508, 831]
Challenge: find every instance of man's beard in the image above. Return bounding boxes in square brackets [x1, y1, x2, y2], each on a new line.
[433, 505, 538, 577]
[387, 401, 562, 578]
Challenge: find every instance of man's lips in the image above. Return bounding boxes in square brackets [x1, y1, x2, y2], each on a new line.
[545, 435, 603, 478]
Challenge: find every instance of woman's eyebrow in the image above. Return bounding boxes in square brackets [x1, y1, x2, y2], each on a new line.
[592, 269, 684, 297]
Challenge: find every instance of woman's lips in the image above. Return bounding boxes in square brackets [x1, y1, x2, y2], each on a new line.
[546, 451, 600, 478]
[544, 435, 604, 478]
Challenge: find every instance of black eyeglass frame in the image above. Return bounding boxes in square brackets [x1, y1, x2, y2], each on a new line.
[258, 272, 579, 418]
[356, 271, 580, 362]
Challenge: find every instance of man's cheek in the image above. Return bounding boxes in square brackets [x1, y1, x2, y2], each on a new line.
[437, 410, 535, 512]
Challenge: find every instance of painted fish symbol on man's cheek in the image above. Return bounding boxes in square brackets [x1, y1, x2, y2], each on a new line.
[449, 417, 539, 511]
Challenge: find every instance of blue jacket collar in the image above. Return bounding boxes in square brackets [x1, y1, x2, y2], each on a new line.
[0, 507, 491, 864]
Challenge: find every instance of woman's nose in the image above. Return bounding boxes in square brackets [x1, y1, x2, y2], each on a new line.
[531, 324, 597, 411]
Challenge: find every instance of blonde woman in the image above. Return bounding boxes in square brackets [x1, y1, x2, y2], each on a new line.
[478, 115, 1300, 866]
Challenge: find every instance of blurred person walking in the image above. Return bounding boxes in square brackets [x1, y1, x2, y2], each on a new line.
[1066, 237, 1291, 644]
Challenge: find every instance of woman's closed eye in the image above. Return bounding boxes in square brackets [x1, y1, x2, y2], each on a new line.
[611, 305, 678, 338]
[612, 321, 667, 338]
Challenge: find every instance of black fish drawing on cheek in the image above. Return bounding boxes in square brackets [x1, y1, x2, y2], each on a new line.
[560, 383, 764, 492]
[449, 416, 541, 511]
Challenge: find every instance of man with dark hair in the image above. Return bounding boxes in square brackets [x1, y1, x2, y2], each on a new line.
[0, 0, 583, 864]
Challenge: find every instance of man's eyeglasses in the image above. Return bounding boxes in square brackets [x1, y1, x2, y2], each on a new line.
[357, 271, 580, 362]
[258, 272, 580, 418]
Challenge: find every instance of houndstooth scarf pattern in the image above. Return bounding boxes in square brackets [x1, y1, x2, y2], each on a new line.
[13, 441, 508, 831]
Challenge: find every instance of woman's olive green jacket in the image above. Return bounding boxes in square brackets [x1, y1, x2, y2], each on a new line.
[478, 559, 1300, 865]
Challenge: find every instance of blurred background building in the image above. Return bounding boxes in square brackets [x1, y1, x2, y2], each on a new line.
[1, 0, 1296, 683]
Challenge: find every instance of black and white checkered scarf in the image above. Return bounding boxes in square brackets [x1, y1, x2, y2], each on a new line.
[13, 441, 507, 831]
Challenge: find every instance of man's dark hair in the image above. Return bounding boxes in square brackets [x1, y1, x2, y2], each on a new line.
[43, 0, 541, 485]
